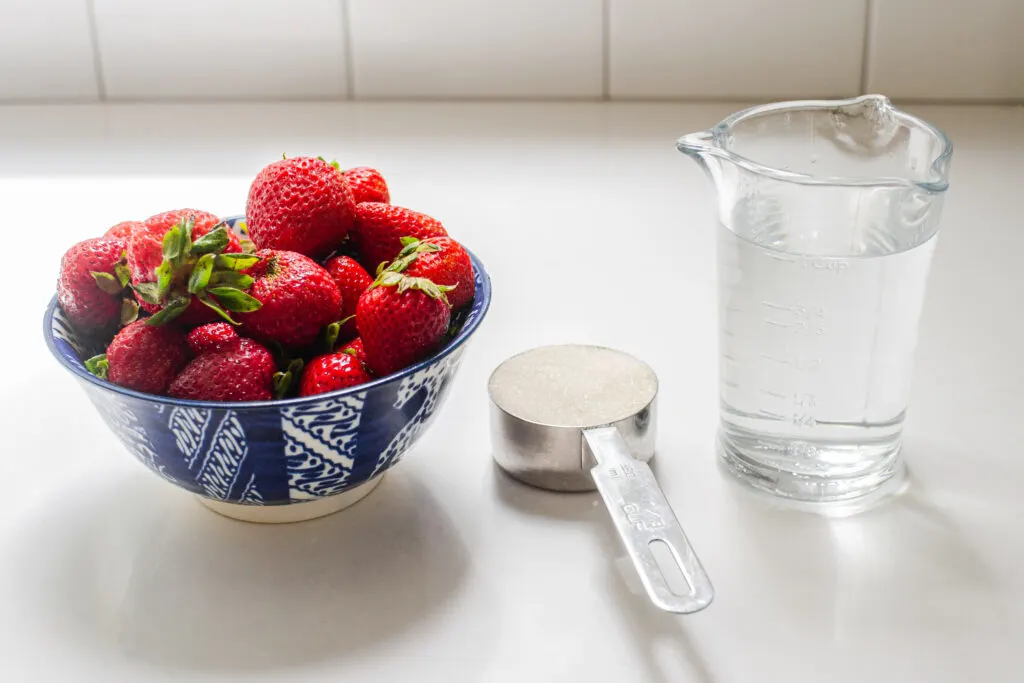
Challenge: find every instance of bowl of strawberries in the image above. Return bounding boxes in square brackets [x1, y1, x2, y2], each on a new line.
[45, 157, 491, 523]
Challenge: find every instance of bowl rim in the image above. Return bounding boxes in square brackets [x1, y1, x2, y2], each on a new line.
[45, 246, 492, 411]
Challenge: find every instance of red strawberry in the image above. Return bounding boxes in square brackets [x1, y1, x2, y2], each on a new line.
[343, 167, 390, 204]
[324, 255, 373, 341]
[168, 338, 279, 402]
[350, 203, 447, 273]
[57, 237, 135, 336]
[356, 272, 453, 376]
[187, 322, 239, 356]
[246, 156, 356, 259]
[104, 221, 143, 241]
[342, 337, 368, 368]
[299, 351, 373, 396]
[239, 249, 342, 349]
[87, 319, 189, 395]
[127, 212, 262, 329]
[383, 236, 475, 310]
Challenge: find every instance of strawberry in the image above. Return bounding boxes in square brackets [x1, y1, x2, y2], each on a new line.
[168, 338, 280, 402]
[381, 236, 475, 310]
[342, 337, 368, 368]
[57, 237, 136, 336]
[246, 156, 356, 259]
[299, 351, 372, 396]
[86, 319, 189, 395]
[239, 249, 342, 349]
[344, 166, 390, 204]
[128, 214, 263, 329]
[350, 203, 447, 273]
[356, 272, 453, 376]
[104, 221, 143, 241]
[186, 322, 239, 356]
[324, 255, 373, 341]
[129, 209, 240, 284]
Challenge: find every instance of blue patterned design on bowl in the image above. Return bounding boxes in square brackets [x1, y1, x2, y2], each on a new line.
[44, 216, 491, 507]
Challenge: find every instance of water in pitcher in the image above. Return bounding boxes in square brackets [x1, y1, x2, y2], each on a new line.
[716, 215, 937, 500]
[679, 95, 952, 504]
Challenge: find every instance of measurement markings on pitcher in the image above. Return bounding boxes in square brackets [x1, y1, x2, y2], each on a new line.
[759, 388, 787, 399]
[761, 300, 826, 336]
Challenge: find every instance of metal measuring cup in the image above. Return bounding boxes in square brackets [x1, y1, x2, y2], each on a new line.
[487, 344, 714, 614]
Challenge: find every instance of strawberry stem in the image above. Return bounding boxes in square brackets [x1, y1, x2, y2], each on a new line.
[272, 358, 305, 399]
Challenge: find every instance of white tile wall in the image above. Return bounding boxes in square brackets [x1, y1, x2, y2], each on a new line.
[609, 0, 867, 99]
[93, 0, 348, 99]
[0, 0, 98, 100]
[347, 0, 603, 98]
[0, 1, 1021, 102]
[867, 0, 1024, 101]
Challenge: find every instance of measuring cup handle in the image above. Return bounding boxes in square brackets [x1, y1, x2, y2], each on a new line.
[584, 427, 714, 614]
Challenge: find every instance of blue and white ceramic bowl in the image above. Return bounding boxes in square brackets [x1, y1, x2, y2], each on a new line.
[45, 216, 491, 522]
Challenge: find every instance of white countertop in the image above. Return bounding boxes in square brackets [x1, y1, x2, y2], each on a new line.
[1, 101, 1022, 683]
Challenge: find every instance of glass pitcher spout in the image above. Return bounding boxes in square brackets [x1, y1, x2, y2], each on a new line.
[677, 94, 953, 258]
[678, 94, 951, 191]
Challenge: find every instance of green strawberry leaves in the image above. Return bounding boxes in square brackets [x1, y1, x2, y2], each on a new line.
[369, 270, 455, 307]
[120, 298, 140, 325]
[85, 353, 109, 380]
[188, 253, 215, 293]
[317, 155, 342, 171]
[114, 263, 131, 288]
[215, 253, 259, 271]
[155, 260, 174, 300]
[190, 286, 262, 327]
[161, 217, 194, 266]
[376, 236, 442, 277]
[197, 293, 240, 325]
[191, 225, 230, 255]
[161, 225, 181, 262]
[209, 287, 261, 312]
[138, 217, 264, 327]
[146, 293, 190, 326]
[209, 271, 253, 289]
[132, 281, 161, 305]
[90, 271, 125, 295]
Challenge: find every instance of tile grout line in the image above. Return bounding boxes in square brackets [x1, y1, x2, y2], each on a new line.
[859, 0, 874, 94]
[84, 0, 107, 100]
[340, 0, 356, 100]
[3, 94, 1020, 106]
[601, 0, 611, 100]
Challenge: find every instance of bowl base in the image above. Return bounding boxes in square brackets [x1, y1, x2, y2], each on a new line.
[197, 475, 384, 524]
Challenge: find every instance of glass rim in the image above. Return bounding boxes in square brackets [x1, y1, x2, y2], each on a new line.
[677, 94, 953, 193]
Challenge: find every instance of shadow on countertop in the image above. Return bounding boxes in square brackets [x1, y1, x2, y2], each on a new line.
[9, 466, 470, 673]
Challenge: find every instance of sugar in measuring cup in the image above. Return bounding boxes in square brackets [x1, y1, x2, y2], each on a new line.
[678, 95, 953, 504]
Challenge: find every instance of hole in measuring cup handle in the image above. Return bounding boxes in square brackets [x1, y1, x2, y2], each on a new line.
[649, 538, 694, 597]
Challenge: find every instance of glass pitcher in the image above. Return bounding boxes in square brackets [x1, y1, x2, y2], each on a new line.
[678, 95, 952, 504]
